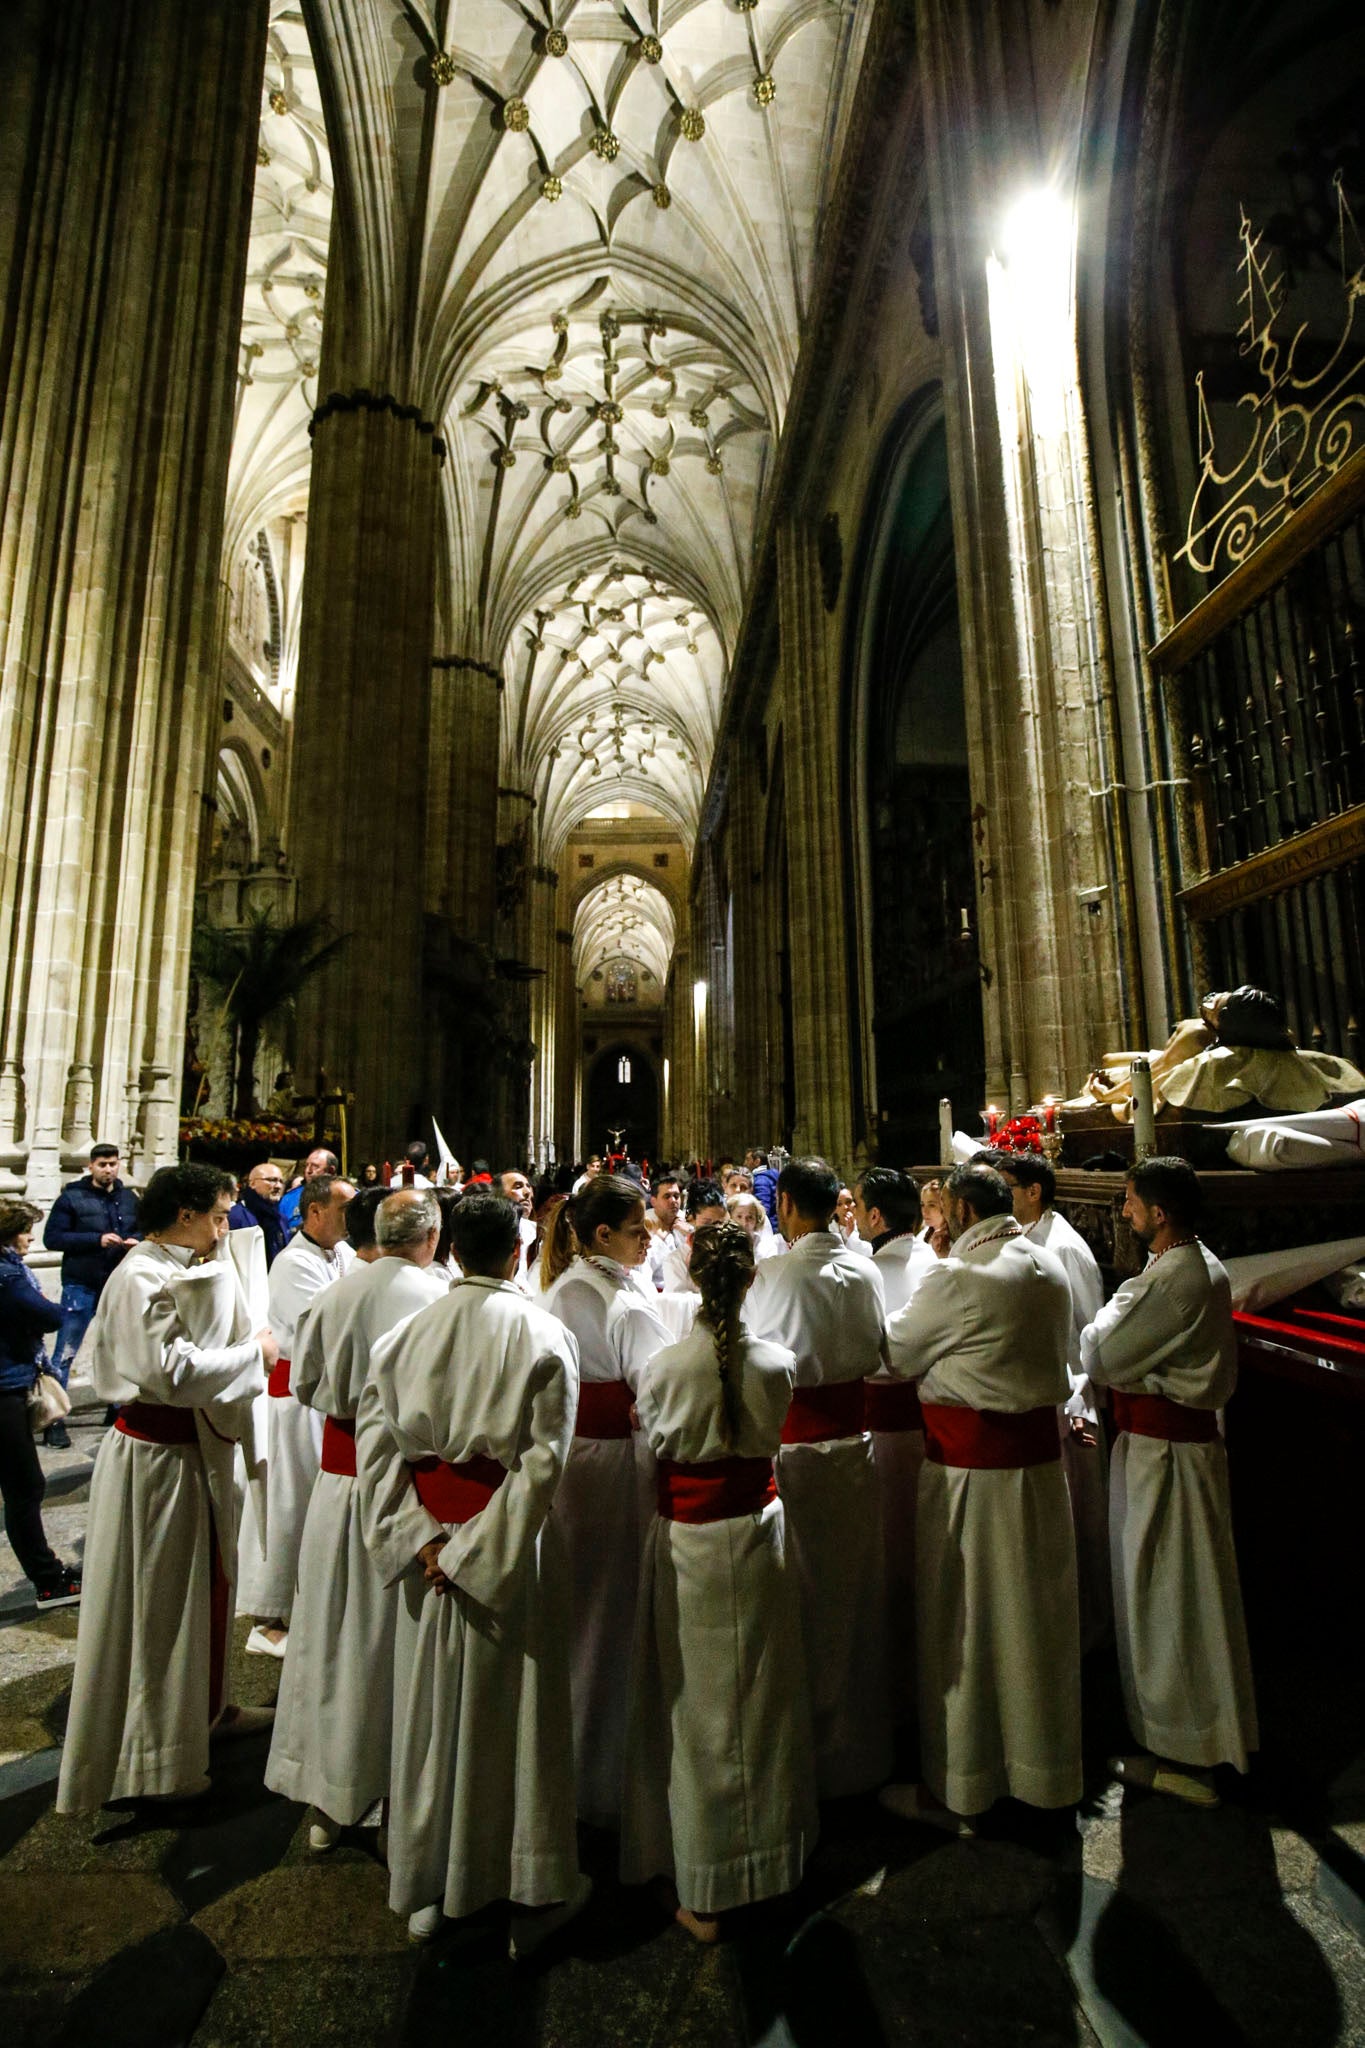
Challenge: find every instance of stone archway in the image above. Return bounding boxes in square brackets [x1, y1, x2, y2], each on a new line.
[583, 1040, 659, 1167]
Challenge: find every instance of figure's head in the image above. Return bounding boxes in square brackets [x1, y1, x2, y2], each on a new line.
[344, 1184, 388, 1259]
[375, 1188, 441, 1266]
[303, 1147, 339, 1181]
[0, 1199, 42, 1258]
[723, 1166, 753, 1198]
[652, 1175, 681, 1230]
[726, 1193, 765, 1240]
[987, 1150, 1055, 1228]
[245, 1161, 285, 1204]
[571, 1174, 651, 1268]
[684, 1177, 726, 1229]
[498, 1169, 533, 1217]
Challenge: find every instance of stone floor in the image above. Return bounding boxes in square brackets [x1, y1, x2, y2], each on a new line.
[3, 1392, 1365, 2047]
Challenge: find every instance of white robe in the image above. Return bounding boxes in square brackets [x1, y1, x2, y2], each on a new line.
[744, 1228, 891, 1797]
[886, 1218, 1081, 1814]
[1026, 1208, 1111, 1653]
[867, 1233, 937, 1722]
[621, 1323, 816, 1912]
[356, 1277, 581, 1919]
[544, 1257, 670, 1825]
[57, 1240, 264, 1809]
[1082, 1242, 1258, 1771]
[265, 1255, 450, 1822]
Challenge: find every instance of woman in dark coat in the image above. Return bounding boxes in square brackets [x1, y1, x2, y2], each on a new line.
[0, 1200, 81, 1608]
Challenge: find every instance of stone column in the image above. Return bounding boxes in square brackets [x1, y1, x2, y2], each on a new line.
[725, 747, 770, 1149]
[525, 863, 559, 1170]
[0, 0, 269, 1200]
[775, 519, 857, 1167]
[553, 919, 578, 1163]
[428, 657, 501, 947]
[287, 399, 441, 1160]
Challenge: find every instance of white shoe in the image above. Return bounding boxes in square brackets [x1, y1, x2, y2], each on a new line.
[245, 1625, 288, 1659]
[508, 1873, 592, 1962]
[309, 1812, 342, 1852]
[408, 1903, 443, 1945]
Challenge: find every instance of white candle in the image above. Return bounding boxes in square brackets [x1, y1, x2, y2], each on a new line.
[938, 1097, 952, 1166]
[1131, 1056, 1157, 1160]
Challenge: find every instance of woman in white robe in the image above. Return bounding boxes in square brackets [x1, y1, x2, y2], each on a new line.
[622, 1222, 815, 1941]
[265, 1220, 449, 1834]
[541, 1175, 670, 1827]
[356, 1195, 586, 1949]
[57, 1166, 272, 1811]
[1082, 1159, 1257, 1786]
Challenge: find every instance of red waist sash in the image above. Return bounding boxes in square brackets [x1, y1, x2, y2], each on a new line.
[921, 1402, 1060, 1469]
[656, 1456, 777, 1523]
[863, 1379, 924, 1433]
[576, 1378, 634, 1440]
[410, 1454, 506, 1523]
[115, 1400, 198, 1445]
[1111, 1390, 1219, 1443]
[320, 1414, 357, 1476]
[268, 1355, 292, 1398]
[780, 1379, 866, 1445]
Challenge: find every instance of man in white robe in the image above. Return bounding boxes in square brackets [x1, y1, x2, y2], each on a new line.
[745, 1157, 891, 1798]
[988, 1149, 1111, 1652]
[1082, 1156, 1257, 1799]
[58, 1165, 276, 1811]
[854, 1168, 937, 1726]
[645, 1174, 688, 1291]
[265, 1186, 449, 1841]
[881, 1163, 1081, 1828]
[357, 1193, 589, 1954]
[240, 1173, 355, 1656]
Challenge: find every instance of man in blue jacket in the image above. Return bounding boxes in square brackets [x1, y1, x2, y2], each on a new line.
[42, 1142, 140, 1445]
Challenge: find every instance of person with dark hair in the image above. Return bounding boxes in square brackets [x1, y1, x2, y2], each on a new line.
[657, 1177, 725, 1293]
[57, 1163, 278, 1812]
[0, 1199, 81, 1608]
[228, 1161, 288, 1266]
[1080, 1159, 1256, 1802]
[854, 1167, 936, 1727]
[345, 1184, 387, 1261]
[645, 1175, 685, 1292]
[543, 1174, 670, 1826]
[464, 1158, 494, 1188]
[42, 1140, 140, 1444]
[745, 1156, 891, 1798]
[279, 1148, 340, 1235]
[879, 1162, 1079, 1834]
[355, 1194, 589, 1952]
[265, 1187, 450, 1851]
[389, 1140, 433, 1190]
[496, 1169, 538, 1287]
[987, 1151, 1110, 1653]
[238, 1173, 356, 1660]
[433, 1184, 464, 1277]
[622, 1221, 813, 1942]
[356, 1162, 381, 1188]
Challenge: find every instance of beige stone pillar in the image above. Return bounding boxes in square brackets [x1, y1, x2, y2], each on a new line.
[287, 401, 441, 1160]
[724, 751, 771, 1151]
[775, 519, 857, 1168]
[553, 919, 578, 1165]
[526, 863, 559, 1171]
[0, 0, 269, 1199]
[428, 658, 501, 945]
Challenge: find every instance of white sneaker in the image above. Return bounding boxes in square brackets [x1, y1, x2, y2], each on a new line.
[245, 1625, 288, 1659]
[407, 1903, 443, 1945]
[508, 1873, 592, 1962]
[309, 1812, 342, 1852]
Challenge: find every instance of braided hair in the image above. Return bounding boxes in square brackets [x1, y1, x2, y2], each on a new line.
[689, 1220, 756, 1449]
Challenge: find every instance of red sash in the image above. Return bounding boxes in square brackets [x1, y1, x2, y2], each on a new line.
[656, 1456, 777, 1523]
[320, 1414, 357, 1476]
[575, 1379, 634, 1440]
[780, 1379, 866, 1445]
[863, 1379, 923, 1433]
[1111, 1390, 1219, 1443]
[115, 1401, 198, 1445]
[921, 1402, 1061, 1469]
[410, 1454, 506, 1523]
[268, 1355, 292, 1398]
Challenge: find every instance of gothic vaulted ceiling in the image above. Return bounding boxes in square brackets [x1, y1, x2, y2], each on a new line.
[234, 0, 868, 871]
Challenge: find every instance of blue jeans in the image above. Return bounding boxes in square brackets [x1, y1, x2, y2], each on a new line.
[50, 1283, 99, 1389]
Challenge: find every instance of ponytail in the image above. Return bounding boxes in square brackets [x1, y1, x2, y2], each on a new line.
[540, 1195, 576, 1289]
[690, 1220, 756, 1449]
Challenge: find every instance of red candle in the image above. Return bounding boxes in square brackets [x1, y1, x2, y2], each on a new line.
[985, 1106, 999, 1137]
[1044, 1099, 1057, 1132]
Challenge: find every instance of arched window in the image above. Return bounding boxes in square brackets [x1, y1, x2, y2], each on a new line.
[617, 1054, 632, 1085]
